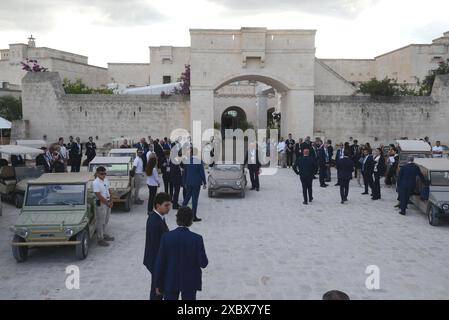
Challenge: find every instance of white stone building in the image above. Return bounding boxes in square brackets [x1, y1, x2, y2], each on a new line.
[0, 35, 108, 89]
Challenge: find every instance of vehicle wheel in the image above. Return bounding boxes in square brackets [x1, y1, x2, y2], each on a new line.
[427, 204, 440, 227]
[75, 229, 89, 260]
[12, 235, 28, 263]
[208, 190, 213, 198]
[15, 194, 24, 209]
[240, 191, 245, 198]
[123, 196, 131, 212]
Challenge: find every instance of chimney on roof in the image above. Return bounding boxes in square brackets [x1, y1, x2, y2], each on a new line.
[27, 35, 36, 48]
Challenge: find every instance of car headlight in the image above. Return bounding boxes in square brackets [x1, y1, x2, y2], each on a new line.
[64, 228, 74, 237]
[442, 204, 449, 211]
[209, 177, 216, 186]
[236, 180, 241, 186]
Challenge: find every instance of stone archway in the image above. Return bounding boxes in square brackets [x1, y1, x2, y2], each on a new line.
[189, 28, 316, 143]
[221, 106, 247, 133]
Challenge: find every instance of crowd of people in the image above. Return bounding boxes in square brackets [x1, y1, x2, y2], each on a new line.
[22, 133, 445, 300]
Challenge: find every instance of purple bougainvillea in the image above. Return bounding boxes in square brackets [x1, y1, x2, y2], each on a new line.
[20, 59, 48, 72]
[173, 64, 190, 96]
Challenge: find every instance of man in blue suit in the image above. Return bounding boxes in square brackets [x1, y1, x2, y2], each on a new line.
[182, 148, 206, 222]
[293, 149, 317, 205]
[154, 206, 208, 300]
[397, 156, 426, 215]
[143, 192, 172, 300]
[337, 150, 354, 204]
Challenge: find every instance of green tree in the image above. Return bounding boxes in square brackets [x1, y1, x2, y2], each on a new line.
[358, 78, 399, 97]
[63, 78, 113, 94]
[0, 96, 22, 121]
[418, 59, 449, 96]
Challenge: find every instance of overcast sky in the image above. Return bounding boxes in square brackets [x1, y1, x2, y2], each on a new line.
[0, 0, 448, 67]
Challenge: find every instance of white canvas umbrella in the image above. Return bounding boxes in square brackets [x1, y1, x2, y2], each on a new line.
[0, 117, 12, 145]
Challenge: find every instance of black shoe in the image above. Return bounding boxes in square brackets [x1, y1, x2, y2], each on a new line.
[309, 198, 313, 202]
[394, 204, 400, 208]
[256, 188, 260, 192]
[362, 192, 369, 195]
[303, 201, 308, 205]
[399, 211, 406, 216]
[341, 201, 344, 204]
[250, 187, 256, 190]
[335, 183, 340, 186]
[371, 197, 379, 200]
[193, 217, 202, 222]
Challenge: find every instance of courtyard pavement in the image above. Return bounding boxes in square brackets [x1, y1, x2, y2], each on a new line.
[1, 168, 449, 300]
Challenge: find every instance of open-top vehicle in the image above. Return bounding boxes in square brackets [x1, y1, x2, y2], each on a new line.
[0, 145, 45, 207]
[208, 164, 247, 198]
[396, 140, 432, 167]
[108, 148, 138, 162]
[88, 157, 134, 212]
[10, 172, 96, 262]
[411, 158, 449, 226]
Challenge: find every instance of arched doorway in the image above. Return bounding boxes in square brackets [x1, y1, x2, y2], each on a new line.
[221, 106, 247, 132]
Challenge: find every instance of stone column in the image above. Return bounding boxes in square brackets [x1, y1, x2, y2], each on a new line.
[256, 93, 268, 130]
[190, 87, 215, 149]
[282, 89, 314, 139]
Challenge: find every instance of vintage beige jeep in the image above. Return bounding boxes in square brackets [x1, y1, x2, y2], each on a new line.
[88, 157, 134, 211]
[396, 140, 432, 167]
[10, 173, 96, 262]
[0, 145, 46, 208]
[411, 158, 449, 226]
[108, 148, 138, 162]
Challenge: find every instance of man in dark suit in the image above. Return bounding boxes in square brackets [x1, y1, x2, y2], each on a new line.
[143, 192, 172, 300]
[285, 134, 295, 168]
[325, 140, 334, 183]
[361, 148, 375, 195]
[244, 142, 261, 191]
[84, 136, 96, 166]
[170, 155, 183, 209]
[69, 137, 82, 172]
[182, 148, 206, 222]
[334, 143, 345, 186]
[397, 156, 426, 215]
[134, 138, 149, 154]
[294, 138, 303, 159]
[154, 207, 208, 300]
[337, 150, 354, 204]
[293, 148, 316, 205]
[36, 147, 52, 172]
[316, 139, 329, 188]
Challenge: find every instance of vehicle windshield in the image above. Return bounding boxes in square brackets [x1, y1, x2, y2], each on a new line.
[25, 184, 86, 206]
[15, 166, 45, 181]
[214, 165, 242, 172]
[399, 153, 431, 162]
[110, 153, 136, 160]
[89, 163, 129, 176]
[430, 171, 449, 186]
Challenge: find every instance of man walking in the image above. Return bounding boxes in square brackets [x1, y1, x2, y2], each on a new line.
[85, 136, 96, 166]
[337, 150, 354, 204]
[361, 148, 375, 195]
[397, 156, 426, 215]
[316, 139, 329, 188]
[132, 149, 145, 204]
[293, 149, 316, 205]
[69, 137, 82, 172]
[92, 166, 115, 247]
[143, 192, 172, 300]
[182, 148, 207, 222]
[154, 207, 208, 300]
[245, 142, 261, 191]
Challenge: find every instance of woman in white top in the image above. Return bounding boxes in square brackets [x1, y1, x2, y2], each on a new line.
[146, 156, 160, 213]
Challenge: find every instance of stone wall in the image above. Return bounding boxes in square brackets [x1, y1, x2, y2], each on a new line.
[19, 72, 190, 146]
[314, 76, 449, 144]
[107, 63, 151, 87]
